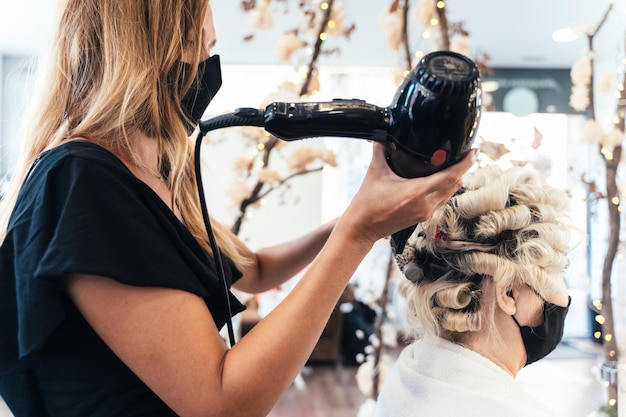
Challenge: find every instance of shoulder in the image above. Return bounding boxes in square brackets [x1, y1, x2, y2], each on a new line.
[27, 140, 131, 185]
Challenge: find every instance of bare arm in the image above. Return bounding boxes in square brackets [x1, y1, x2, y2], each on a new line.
[65, 144, 476, 417]
[232, 218, 337, 294]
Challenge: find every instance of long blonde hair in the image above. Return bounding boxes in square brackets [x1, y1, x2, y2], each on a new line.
[0, 0, 246, 266]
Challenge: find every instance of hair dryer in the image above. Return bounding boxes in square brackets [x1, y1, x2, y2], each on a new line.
[199, 50, 482, 178]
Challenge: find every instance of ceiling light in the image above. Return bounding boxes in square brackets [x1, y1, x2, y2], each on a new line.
[552, 27, 579, 43]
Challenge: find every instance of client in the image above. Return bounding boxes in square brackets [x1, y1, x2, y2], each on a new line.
[376, 165, 575, 417]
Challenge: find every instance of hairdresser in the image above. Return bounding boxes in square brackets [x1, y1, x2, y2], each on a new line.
[376, 165, 574, 417]
[0, 1, 475, 416]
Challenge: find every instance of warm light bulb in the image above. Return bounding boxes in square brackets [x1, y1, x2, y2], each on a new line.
[596, 315, 606, 325]
[594, 331, 602, 339]
[320, 32, 328, 41]
[422, 31, 431, 39]
[320, 2, 329, 10]
[430, 18, 439, 26]
[327, 20, 336, 29]
[605, 333, 613, 342]
[436, 1, 445, 9]
[612, 196, 620, 205]
[258, 143, 266, 151]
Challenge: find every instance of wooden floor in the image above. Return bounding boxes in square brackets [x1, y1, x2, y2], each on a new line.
[267, 363, 368, 417]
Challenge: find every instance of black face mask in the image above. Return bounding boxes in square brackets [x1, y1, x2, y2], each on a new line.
[512, 295, 571, 366]
[180, 54, 222, 134]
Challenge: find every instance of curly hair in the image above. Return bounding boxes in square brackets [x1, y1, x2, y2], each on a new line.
[395, 165, 574, 340]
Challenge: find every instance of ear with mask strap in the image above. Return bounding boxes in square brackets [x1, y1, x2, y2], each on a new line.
[181, 54, 223, 134]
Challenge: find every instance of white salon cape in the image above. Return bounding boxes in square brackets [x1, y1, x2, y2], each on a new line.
[375, 335, 555, 417]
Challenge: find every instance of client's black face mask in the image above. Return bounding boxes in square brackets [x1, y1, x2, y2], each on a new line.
[512, 296, 571, 366]
[180, 54, 222, 134]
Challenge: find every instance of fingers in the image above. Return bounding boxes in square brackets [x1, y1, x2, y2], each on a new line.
[427, 148, 478, 189]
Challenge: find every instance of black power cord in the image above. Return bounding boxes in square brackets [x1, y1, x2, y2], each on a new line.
[193, 108, 264, 347]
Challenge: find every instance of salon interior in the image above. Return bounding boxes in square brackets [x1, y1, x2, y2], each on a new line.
[1, 1, 625, 416]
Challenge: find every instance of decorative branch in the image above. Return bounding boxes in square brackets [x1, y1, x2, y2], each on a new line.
[400, 0, 412, 72]
[231, 165, 323, 235]
[371, 251, 394, 399]
[434, 0, 450, 51]
[229, 1, 352, 236]
[300, 0, 335, 96]
[572, 2, 621, 415]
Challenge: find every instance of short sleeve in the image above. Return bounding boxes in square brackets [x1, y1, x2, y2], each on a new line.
[0, 143, 244, 371]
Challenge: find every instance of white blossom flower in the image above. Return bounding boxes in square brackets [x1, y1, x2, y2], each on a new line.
[357, 398, 377, 417]
[327, 9, 347, 37]
[381, 322, 399, 348]
[599, 73, 613, 94]
[274, 32, 306, 64]
[288, 147, 318, 171]
[232, 156, 254, 172]
[602, 128, 624, 147]
[228, 178, 251, 207]
[257, 168, 281, 184]
[569, 84, 590, 112]
[247, 0, 273, 31]
[450, 35, 472, 58]
[380, 9, 404, 51]
[356, 360, 376, 396]
[356, 357, 390, 397]
[315, 147, 337, 167]
[287, 145, 335, 171]
[583, 119, 606, 144]
[413, 0, 437, 28]
[570, 57, 592, 86]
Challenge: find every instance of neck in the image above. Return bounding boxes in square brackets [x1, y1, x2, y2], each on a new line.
[461, 314, 527, 377]
[122, 131, 163, 181]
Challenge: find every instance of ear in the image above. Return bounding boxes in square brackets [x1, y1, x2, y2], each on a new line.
[495, 285, 517, 316]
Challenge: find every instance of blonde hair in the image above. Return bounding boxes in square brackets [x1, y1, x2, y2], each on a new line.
[396, 165, 574, 340]
[0, 0, 246, 265]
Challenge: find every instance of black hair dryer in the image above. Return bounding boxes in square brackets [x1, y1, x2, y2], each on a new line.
[199, 50, 482, 178]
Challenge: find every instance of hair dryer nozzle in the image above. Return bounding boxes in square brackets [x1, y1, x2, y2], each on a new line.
[385, 50, 482, 177]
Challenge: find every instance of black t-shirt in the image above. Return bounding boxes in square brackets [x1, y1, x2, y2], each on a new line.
[0, 141, 245, 416]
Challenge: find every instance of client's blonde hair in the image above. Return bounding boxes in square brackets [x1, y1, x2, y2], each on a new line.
[395, 165, 574, 340]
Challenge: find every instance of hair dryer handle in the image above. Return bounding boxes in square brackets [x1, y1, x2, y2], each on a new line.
[263, 99, 390, 142]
